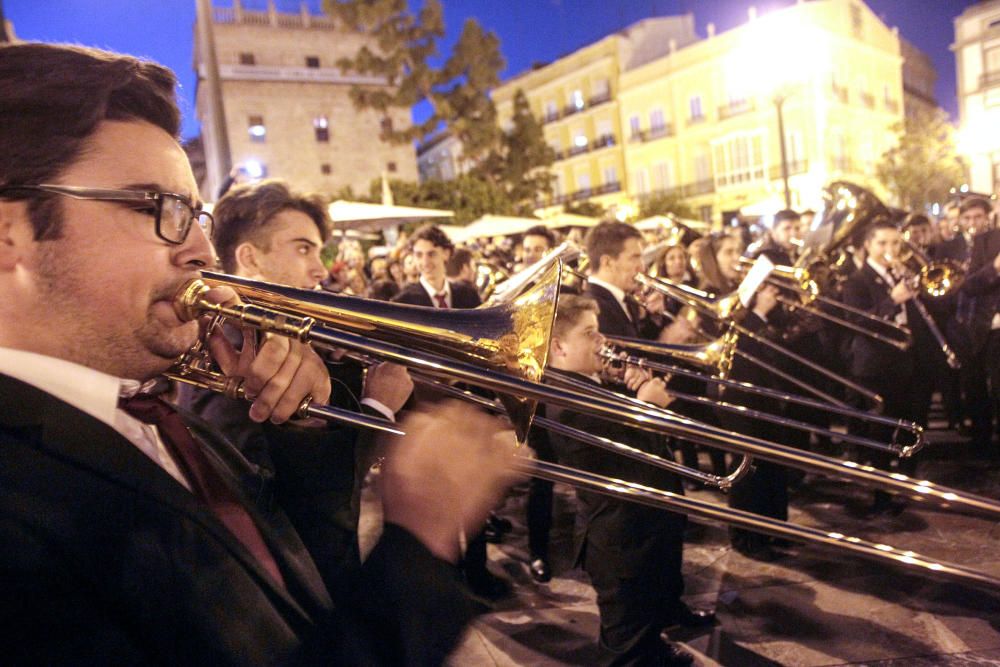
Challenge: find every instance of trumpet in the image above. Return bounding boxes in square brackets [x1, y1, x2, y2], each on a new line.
[168, 267, 1000, 593]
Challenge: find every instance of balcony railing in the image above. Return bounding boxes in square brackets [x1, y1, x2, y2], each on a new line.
[859, 92, 875, 109]
[567, 142, 590, 157]
[589, 91, 612, 107]
[980, 70, 1000, 89]
[562, 102, 586, 118]
[592, 134, 617, 149]
[536, 181, 622, 208]
[718, 99, 754, 120]
[640, 125, 673, 142]
[768, 160, 809, 181]
[831, 83, 849, 104]
[543, 110, 560, 124]
[686, 114, 707, 127]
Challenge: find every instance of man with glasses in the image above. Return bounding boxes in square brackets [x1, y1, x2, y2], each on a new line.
[0, 42, 519, 665]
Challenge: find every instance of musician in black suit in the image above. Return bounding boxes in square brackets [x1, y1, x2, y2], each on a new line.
[960, 201, 1000, 455]
[180, 179, 414, 592]
[748, 208, 799, 266]
[583, 221, 667, 339]
[842, 220, 924, 511]
[393, 224, 481, 309]
[545, 295, 697, 667]
[0, 42, 519, 665]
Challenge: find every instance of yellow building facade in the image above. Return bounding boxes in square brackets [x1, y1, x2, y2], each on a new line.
[495, 0, 905, 224]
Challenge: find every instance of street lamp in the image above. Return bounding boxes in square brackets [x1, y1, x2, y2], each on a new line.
[775, 91, 792, 208]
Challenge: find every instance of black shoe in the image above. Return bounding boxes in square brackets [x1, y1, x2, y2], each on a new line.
[528, 557, 552, 583]
[673, 603, 716, 629]
[466, 570, 511, 601]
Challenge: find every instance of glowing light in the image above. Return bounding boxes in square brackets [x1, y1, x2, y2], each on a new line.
[243, 160, 265, 179]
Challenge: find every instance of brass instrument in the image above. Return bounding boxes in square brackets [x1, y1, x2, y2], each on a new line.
[600, 337, 924, 458]
[168, 267, 1000, 592]
[633, 272, 885, 411]
[736, 256, 913, 350]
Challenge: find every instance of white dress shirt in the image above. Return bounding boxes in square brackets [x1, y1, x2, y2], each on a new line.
[0, 347, 191, 489]
[866, 258, 907, 327]
[587, 276, 633, 322]
[419, 276, 452, 308]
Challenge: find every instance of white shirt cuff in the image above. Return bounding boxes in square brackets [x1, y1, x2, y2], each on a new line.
[361, 397, 395, 422]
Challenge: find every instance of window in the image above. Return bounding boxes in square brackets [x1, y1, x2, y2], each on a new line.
[988, 46, 1000, 73]
[602, 165, 618, 186]
[694, 151, 710, 182]
[387, 161, 397, 173]
[711, 131, 765, 188]
[239, 52, 255, 66]
[592, 79, 610, 103]
[305, 56, 320, 68]
[248, 115, 266, 143]
[321, 163, 332, 175]
[649, 108, 666, 136]
[576, 170, 591, 192]
[850, 4, 863, 39]
[380, 117, 393, 137]
[653, 161, 672, 190]
[572, 89, 585, 110]
[689, 95, 703, 121]
[314, 116, 329, 143]
[544, 100, 558, 122]
[629, 115, 641, 139]
[633, 168, 649, 195]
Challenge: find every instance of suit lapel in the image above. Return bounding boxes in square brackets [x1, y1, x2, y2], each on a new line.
[0, 373, 326, 620]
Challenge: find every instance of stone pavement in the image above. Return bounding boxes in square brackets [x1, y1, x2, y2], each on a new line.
[443, 425, 1000, 666]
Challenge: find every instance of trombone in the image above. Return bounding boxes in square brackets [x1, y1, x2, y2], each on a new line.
[633, 273, 886, 411]
[736, 256, 912, 350]
[167, 268, 1000, 593]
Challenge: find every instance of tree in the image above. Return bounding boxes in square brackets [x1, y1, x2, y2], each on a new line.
[476, 89, 556, 215]
[326, 0, 504, 163]
[563, 200, 606, 218]
[367, 175, 516, 226]
[875, 108, 967, 212]
[637, 191, 696, 220]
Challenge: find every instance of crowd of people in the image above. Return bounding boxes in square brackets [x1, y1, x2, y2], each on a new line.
[3, 41, 1000, 667]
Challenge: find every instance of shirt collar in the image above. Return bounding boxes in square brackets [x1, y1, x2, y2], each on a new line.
[588, 276, 631, 318]
[419, 276, 451, 300]
[0, 347, 137, 427]
[866, 257, 894, 284]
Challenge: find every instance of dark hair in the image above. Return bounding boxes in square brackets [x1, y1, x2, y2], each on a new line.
[553, 294, 599, 339]
[523, 225, 556, 247]
[959, 197, 991, 216]
[446, 247, 474, 278]
[862, 219, 899, 243]
[0, 43, 181, 239]
[902, 212, 931, 229]
[691, 231, 741, 294]
[367, 279, 400, 301]
[212, 179, 330, 273]
[410, 223, 454, 252]
[584, 221, 641, 271]
[773, 209, 800, 225]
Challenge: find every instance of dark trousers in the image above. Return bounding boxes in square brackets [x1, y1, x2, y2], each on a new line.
[964, 331, 1000, 450]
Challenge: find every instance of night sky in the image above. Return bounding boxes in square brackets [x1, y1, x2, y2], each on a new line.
[4, 0, 978, 140]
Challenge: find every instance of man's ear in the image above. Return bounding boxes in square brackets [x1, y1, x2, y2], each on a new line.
[0, 200, 33, 272]
[548, 334, 565, 360]
[234, 241, 260, 275]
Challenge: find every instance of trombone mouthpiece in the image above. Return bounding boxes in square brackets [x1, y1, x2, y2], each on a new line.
[174, 279, 211, 323]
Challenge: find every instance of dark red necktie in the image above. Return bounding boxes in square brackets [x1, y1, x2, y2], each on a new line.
[120, 395, 285, 588]
[434, 292, 448, 308]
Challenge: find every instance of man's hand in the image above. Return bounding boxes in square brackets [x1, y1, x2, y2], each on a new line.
[635, 375, 673, 408]
[202, 286, 331, 424]
[363, 362, 414, 414]
[377, 401, 525, 563]
[657, 316, 695, 344]
[642, 289, 666, 317]
[890, 280, 915, 304]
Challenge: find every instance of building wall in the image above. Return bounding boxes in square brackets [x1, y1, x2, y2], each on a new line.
[493, 0, 905, 223]
[955, 0, 1000, 195]
[194, 2, 416, 201]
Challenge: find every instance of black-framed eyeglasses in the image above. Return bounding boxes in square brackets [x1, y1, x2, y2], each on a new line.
[0, 184, 214, 245]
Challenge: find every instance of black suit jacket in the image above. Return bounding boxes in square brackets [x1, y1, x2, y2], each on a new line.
[585, 283, 660, 340]
[392, 280, 481, 308]
[0, 373, 469, 666]
[961, 228, 1000, 354]
[841, 263, 916, 380]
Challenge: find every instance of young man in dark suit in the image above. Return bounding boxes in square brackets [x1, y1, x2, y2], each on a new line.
[181, 178, 414, 593]
[0, 42, 520, 665]
[393, 224, 481, 308]
[546, 294, 703, 667]
[960, 198, 1000, 456]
